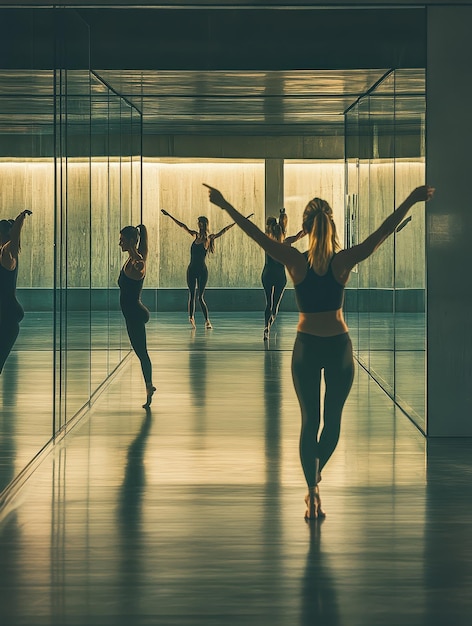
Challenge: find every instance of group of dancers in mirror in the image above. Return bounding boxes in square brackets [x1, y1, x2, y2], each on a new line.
[0, 182, 434, 519]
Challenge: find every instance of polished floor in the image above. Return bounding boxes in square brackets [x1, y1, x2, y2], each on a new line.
[1, 313, 472, 626]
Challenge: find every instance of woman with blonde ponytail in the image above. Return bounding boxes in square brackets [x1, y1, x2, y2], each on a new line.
[304, 198, 340, 274]
[204, 181, 434, 521]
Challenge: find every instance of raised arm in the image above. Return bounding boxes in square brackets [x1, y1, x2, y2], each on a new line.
[211, 213, 254, 240]
[337, 185, 435, 275]
[160, 209, 197, 236]
[279, 209, 288, 235]
[203, 184, 304, 279]
[284, 230, 306, 246]
[137, 224, 148, 262]
[0, 210, 31, 270]
[211, 221, 235, 240]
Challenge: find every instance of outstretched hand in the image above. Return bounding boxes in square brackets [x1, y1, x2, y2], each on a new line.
[17, 209, 32, 219]
[409, 185, 435, 204]
[203, 183, 228, 209]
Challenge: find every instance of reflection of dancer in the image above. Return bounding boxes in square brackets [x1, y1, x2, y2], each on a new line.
[301, 522, 340, 626]
[117, 410, 152, 618]
[205, 182, 435, 519]
[161, 209, 252, 329]
[119, 224, 155, 409]
[262, 208, 305, 340]
[118, 409, 153, 529]
[0, 210, 32, 374]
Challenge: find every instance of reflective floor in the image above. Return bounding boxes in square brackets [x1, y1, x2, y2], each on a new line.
[1, 313, 472, 626]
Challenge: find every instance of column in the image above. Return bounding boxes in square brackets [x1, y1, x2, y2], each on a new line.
[426, 5, 472, 436]
[265, 159, 284, 221]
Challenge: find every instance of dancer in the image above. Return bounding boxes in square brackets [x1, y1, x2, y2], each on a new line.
[0, 210, 32, 374]
[119, 224, 155, 409]
[204, 182, 434, 520]
[262, 208, 305, 340]
[161, 209, 253, 329]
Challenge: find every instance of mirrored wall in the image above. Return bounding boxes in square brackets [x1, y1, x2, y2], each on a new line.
[0, 8, 142, 498]
[345, 69, 426, 432]
[143, 158, 344, 298]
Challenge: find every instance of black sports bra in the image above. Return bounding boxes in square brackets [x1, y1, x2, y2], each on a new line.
[189, 240, 208, 266]
[294, 253, 344, 313]
[118, 267, 144, 303]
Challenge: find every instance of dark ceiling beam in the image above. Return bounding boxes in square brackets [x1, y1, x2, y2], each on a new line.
[81, 8, 426, 71]
[0, 7, 426, 71]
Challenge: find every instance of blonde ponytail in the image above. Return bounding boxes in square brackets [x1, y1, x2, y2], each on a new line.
[302, 198, 339, 274]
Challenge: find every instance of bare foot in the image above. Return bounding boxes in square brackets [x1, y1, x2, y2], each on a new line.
[304, 486, 326, 520]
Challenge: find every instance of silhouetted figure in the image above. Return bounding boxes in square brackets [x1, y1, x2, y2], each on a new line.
[262, 208, 305, 341]
[161, 209, 253, 329]
[0, 210, 31, 374]
[119, 224, 155, 409]
[204, 182, 434, 520]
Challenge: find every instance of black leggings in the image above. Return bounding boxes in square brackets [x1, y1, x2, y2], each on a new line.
[0, 302, 24, 374]
[122, 306, 152, 386]
[0, 319, 21, 374]
[291, 331, 354, 488]
[187, 264, 209, 320]
[261, 270, 287, 328]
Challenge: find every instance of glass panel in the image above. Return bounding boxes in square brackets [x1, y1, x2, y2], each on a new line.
[0, 8, 143, 499]
[108, 94, 125, 366]
[119, 101, 133, 356]
[53, 10, 92, 429]
[90, 81, 143, 388]
[131, 109, 142, 226]
[357, 95, 371, 370]
[120, 102, 133, 227]
[394, 72, 426, 430]
[344, 108, 360, 356]
[368, 75, 395, 396]
[344, 69, 426, 430]
[91, 76, 110, 389]
[0, 69, 55, 491]
[63, 69, 92, 423]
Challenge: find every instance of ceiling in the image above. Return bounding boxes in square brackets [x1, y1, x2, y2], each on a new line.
[0, 6, 426, 136]
[97, 68, 392, 135]
[0, 68, 425, 136]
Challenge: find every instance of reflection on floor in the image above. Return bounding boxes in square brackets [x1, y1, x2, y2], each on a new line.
[2, 311, 427, 497]
[1, 311, 472, 626]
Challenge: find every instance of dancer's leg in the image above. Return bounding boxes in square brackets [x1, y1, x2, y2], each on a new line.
[291, 333, 323, 489]
[270, 275, 287, 324]
[0, 319, 20, 374]
[186, 266, 198, 327]
[196, 266, 210, 325]
[318, 334, 354, 472]
[261, 274, 274, 328]
[125, 316, 155, 408]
